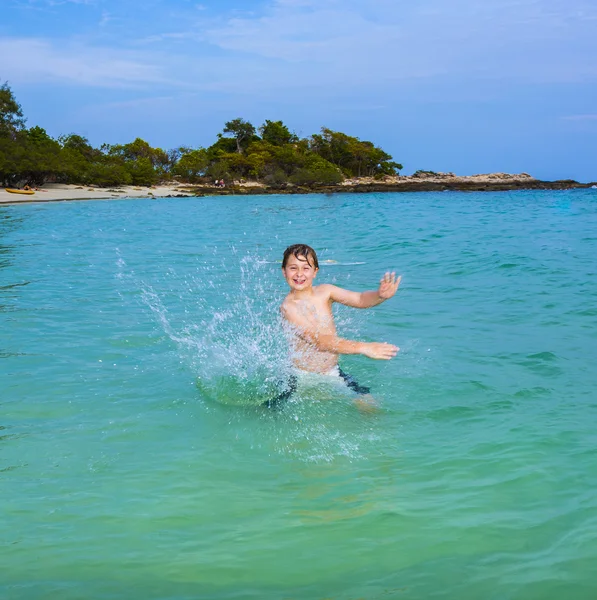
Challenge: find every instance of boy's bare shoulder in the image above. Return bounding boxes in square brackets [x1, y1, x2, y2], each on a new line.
[316, 284, 344, 305]
[314, 283, 334, 298]
[280, 294, 292, 313]
[280, 293, 300, 316]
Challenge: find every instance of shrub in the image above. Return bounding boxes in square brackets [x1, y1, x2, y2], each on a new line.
[263, 168, 289, 187]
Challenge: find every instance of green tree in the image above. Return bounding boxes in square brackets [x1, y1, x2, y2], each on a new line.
[0, 82, 28, 186]
[259, 120, 297, 146]
[172, 148, 208, 182]
[262, 166, 289, 186]
[205, 160, 231, 182]
[0, 93, 403, 189]
[126, 158, 157, 186]
[103, 138, 168, 185]
[166, 146, 192, 174]
[0, 81, 26, 137]
[0, 126, 63, 186]
[206, 136, 238, 161]
[207, 151, 252, 180]
[289, 154, 343, 186]
[87, 162, 132, 187]
[58, 134, 100, 183]
[240, 138, 310, 181]
[269, 140, 310, 176]
[59, 133, 96, 159]
[0, 133, 27, 186]
[108, 138, 169, 170]
[21, 126, 61, 184]
[221, 118, 257, 154]
[310, 128, 402, 177]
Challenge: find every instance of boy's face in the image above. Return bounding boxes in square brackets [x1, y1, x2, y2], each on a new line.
[282, 254, 318, 291]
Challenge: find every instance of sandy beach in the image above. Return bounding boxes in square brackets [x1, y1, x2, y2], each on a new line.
[0, 183, 194, 205]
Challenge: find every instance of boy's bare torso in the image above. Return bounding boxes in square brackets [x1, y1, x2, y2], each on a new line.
[281, 285, 338, 374]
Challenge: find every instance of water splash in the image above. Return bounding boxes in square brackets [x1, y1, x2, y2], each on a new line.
[124, 251, 293, 406]
[114, 247, 380, 462]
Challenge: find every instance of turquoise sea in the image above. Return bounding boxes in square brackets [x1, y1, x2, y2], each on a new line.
[2, 190, 597, 599]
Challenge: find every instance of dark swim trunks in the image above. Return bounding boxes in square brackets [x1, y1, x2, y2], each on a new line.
[263, 375, 298, 409]
[263, 368, 370, 409]
[338, 368, 371, 395]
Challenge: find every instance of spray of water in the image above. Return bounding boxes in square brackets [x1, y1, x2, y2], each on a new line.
[131, 252, 291, 405]
[114, 247, 385, 462]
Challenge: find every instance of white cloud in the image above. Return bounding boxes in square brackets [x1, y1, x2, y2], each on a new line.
[133, 31, 200, 45]
[201, 0, 597, 83]
[99, 10, 112, 26]
[0, 37, 173, 88]
[3, 0, 597, 96]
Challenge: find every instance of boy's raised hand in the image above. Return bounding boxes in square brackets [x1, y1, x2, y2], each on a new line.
[378, 272, 401, 300]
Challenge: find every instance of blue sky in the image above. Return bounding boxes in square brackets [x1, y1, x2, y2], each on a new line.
[1, 0, 596, 180]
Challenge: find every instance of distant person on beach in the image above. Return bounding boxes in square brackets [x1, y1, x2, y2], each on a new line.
[268, 243, 401, 408]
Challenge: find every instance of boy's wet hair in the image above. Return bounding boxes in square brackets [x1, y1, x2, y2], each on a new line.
[282, 244, 319, 269]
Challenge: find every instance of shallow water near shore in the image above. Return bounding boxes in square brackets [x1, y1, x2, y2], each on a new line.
[2, 190, 597, 599]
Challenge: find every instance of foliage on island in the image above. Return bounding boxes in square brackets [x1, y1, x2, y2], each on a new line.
[0, 82, 402, 188]
[0, 83, 402, 187]
[412, 170, 439, 177]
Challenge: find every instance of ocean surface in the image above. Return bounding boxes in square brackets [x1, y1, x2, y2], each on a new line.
[1, 190, 597, 599]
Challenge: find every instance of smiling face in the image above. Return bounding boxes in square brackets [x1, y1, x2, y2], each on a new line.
[282, 253, 318, 292]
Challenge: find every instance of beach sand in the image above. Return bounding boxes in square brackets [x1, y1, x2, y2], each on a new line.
[0, 183, 193, 205]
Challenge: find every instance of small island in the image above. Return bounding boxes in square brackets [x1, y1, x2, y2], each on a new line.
[1, 82, 594, 204]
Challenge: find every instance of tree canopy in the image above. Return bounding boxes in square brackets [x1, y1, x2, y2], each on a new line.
[310, 128, 403, 177]
[0, 83, 403, 189]
[259, 120, 298, 146]
[0, 82, 26, 137]
[221, 118, 257, 154]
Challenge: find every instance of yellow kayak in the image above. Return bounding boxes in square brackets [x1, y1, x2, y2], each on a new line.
[6, 188, 35, 195]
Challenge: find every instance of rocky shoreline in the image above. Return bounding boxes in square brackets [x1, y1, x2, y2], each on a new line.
[185, 172, 596, 197]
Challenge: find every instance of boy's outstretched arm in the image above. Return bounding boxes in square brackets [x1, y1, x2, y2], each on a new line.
[325, 272, 402, 309]
[281, 305, 398, 360]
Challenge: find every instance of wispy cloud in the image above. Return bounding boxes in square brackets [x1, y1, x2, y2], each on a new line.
[0, 37, 174, 88]
[133, 31, 200, 45]
[5, 0, 597, 93]
[201, 0, 597, 83]
[98, 9, 112, 26]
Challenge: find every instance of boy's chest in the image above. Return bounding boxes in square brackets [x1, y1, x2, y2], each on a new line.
[296, 298, 334, 324]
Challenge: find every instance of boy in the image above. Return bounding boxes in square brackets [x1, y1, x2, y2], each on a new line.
[269, 243, 400, 407]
